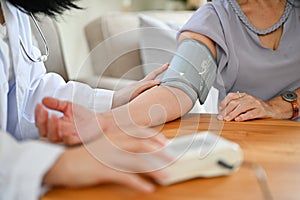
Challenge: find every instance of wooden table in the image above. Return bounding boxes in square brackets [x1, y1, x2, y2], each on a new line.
[41, 114, 300, 200]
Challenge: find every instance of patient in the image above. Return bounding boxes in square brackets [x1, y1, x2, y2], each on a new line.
[36, 0, 300, 145]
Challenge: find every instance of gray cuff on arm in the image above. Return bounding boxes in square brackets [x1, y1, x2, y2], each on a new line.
[161, 39, 217, 104]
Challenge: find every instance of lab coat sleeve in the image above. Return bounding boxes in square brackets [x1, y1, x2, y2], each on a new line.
[0, 131, 64, 200]
[18, 72, 114, 140]
[26, 72, 114, 116]
[3, 1, 114, 140]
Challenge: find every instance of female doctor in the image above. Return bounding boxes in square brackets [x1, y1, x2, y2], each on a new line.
[0, 0, 167, 141]
[0, 0, 170, 199]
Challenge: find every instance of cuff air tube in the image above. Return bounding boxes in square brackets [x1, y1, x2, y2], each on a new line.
[161, 39, 217, 104]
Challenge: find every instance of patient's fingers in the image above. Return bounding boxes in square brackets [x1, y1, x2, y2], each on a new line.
[219, 92, 246, 111]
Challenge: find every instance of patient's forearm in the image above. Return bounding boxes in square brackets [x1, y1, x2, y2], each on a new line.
[100, 86, 194, 128]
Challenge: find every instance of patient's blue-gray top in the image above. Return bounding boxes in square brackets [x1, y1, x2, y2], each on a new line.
[180, 0, 300, 103]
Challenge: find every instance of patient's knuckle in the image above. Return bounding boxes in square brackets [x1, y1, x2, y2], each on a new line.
[246, 113, 253, 119]
[228, 93, 235, 98]
[228, 100, 237, 107]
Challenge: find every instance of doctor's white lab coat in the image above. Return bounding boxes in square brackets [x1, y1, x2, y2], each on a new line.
[0, 0, 114, 199]
[0, 0, 114, 140]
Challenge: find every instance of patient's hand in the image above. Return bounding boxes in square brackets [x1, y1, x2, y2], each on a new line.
[217, 92, 276, 121]
[35, 97, 168, 146]
[112, 63, 169, 108]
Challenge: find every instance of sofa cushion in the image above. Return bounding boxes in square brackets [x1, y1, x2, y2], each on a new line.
[84, 11, 194, 81]
[138, 12, 192, 77]
[85, 13, 144, 81]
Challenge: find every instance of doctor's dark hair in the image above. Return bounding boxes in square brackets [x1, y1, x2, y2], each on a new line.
[7, 0, 81, 16]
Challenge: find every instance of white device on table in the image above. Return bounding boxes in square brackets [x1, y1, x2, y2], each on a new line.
[156, 131, 243, 185]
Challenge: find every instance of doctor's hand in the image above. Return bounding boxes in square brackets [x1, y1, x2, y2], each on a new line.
[35, 97, 99, 145]
[35, 97, 168, 146]
[112, 63, 169, 108]
[43, 129, 171, 192]
[217, 92, 277, 122]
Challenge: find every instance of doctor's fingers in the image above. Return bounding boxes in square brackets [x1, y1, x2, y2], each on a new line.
[142, 63, 169, 81]
[100, 169, 156, 193]
[106, 126, 168, 151]
[108, 124, 168, 144]
[85, 137, 172, 174]
[130, 79, 161, 100]
[46, 115, 63, 143]
[61, 133, 81, 146]
[35, 103, 49, 137]
[49, 116, 85, 145]
[105, 133, 165, 154]
[60, 122, 84, 146]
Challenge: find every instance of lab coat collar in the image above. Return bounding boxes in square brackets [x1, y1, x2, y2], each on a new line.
[2, 0, 20, 72]
[1, 1, 28, 130]
[0, 59, 8, 131]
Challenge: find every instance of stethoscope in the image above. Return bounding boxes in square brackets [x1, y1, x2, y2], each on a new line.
[19, 12, 49, 63]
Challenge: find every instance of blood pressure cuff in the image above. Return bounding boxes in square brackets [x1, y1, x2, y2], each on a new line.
[161, 39, 217, 104]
